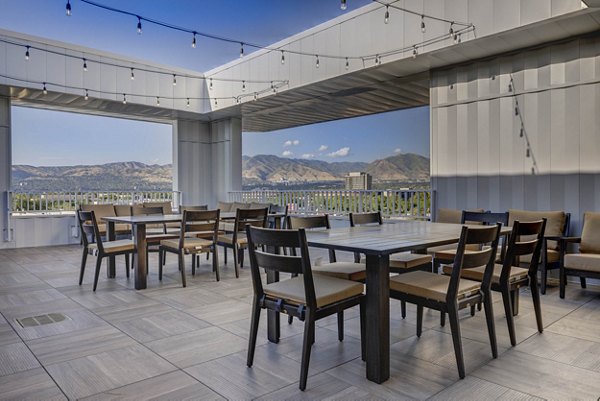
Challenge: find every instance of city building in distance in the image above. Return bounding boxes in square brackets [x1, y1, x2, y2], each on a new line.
[345, 172, 372, 190]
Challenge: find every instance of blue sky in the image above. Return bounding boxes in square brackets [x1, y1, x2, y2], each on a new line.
[2, 0, 429, 165]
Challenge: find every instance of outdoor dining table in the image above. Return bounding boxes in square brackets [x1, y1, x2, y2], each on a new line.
[264, 220, 511, 384]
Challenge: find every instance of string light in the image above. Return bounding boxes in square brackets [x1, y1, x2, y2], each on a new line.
[375, 54, 380, 65]
[191, 32, 196, 48]
[384, 6, 389, 24]
[254, 92, 257, 101]
[236, 96, 240, 104]
[42, 82, 47, 94]
[239, 43, 244, 58]
[83, 58, 88, 71]
[186, 98, 190, 107]
[136, 16, 142, 34]
[526, 147, 530, 158]
[315, 55, 319, 68]
[242, 81, 246, 91]
[122, 93, 127, 104]
[156, 96, 160, 106]
[421, 15, 426, 33]
[66, 0, 71, 16]
[341, 0, 347, 10]
[412, 46, 418, 58]
[172, 74, 177, 86]
[130, 68, 135, 80]
[508, 82, 513, 92]
[453, 33, 459, 44]
[345, 57, 349, 70]
[520, 127, 524, 138]
[25, 46, 30, 60]
[209, 78, 213, 90]
[84, 89, 89, 100]
[281, 50, 285, 64]
[515, 106, 519, 116]
[214, 98, 218, 106]
[449, 22, 454, 39]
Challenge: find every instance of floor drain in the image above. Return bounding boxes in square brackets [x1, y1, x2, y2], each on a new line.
[16, 313, 69, 328]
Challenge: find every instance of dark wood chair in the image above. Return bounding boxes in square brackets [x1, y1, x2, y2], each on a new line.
[349, 212, 432, 319]
[444, 219, 546, 346]
[268, 204, 288, 229]
[560, 212, 600, 299]
[390, 224, 501, 379]
[77, 210, 135, 291]
[180, 205, 208, 211]
[245, 225, 365, 391]
[160, 209, 221, 285]
[217, 208, 268, 277]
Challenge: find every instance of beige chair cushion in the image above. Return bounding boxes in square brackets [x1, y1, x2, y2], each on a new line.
[144, 201, 173, 215]
[432, 247, 485, 262]
[390, 270, 481, 302]
[564, 253, 600, 273]
[442, 263, 529, 284]
[508, 209, 566, 250]
[81, 204, 117, 220]
[217, 234, 247, 246]
[360, 253, 432, 270]
[250, 202, 271, 210]
[185, 230, 221, 239]
[518, 249, 559, 264]
[436, 208, 485, 224]
[160, 238, 214, 253]
[232, 202, 251, 211]
[114, 205, 131, 216]
[263, 275, 364, 308]
[217, 201, 234, 212]
[313, 262, 366, 281]
[89, 239, 134, 254]
[219, 222, 236, 232]
[93, 223, 131, 235]
[580, 212, 600, 254]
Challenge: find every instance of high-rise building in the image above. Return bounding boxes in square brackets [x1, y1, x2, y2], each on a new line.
[345, 172, 372, 190]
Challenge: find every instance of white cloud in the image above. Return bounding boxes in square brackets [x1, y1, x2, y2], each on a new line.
[301, 153, 315, 159]
[318, 145, 328, 152]
[394, 148, 402, 154]
[282, 150, 294, 157]
[284, 139, 300, 147]
[327, 147, 350, 158]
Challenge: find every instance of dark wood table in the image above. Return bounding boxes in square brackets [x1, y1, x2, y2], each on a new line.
[266, 220, 509, 384]
[103, 214, 182, 290]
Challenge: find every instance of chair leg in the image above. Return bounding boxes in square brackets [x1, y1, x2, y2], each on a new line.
[416, 305, 423, 337]
[93, 256, 103, 292]
[360, 298, 366, 362]
[530, 279, 544, 333]
[178, 251, 187, 287]
[158, 249, 163, 281]
[337, 311, 344, 342]
[238, 247, 245, 268]
[125, 253, 129, 271]
[541, 263, 548, 295]
[559, 267, 566, 299]
[470, 304, 476, 316]
[401, 300, 406, 319]
[299, 309, 315, 391]
[213, 249, 220, 282]
[447, 305, 465, 379]
[247, 296, 261, 367]
[223, 245, 228, 265]
[233, 245, 240, 278]
[510, 290, 519, 316]
[483, 293, 498, 358]
[440, 311, 446, 327]
[501, 287, 516, 346]
[79, 248, 88, 285]
[191, 252, 196, 276]
[288, 315, 293, 324]
[580, 277, 587, 289]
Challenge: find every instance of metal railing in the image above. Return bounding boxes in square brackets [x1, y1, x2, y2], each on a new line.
[9, 190, 181, 215]
[229, 189, 433, 220]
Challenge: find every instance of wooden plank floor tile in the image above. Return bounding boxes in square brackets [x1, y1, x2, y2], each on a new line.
[0, 367, 66, 401]
[428, 376, 543, 401]
[0, 342, 41, 376]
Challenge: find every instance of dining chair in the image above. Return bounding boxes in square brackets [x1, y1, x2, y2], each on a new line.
[349, 211, 432, 319]
[217, 207, 268, 278]
[268, 204, 289, 229]
[245, 225, 365, 391]
[390, 223, 501, 379]
[443, 219, 546, 346]
[560, 212, 600, 299]
[160, 209, 221, 285]
[77, 210, 135, 291]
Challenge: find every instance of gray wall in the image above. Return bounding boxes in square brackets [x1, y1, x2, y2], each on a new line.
[431, 34, 600, 234]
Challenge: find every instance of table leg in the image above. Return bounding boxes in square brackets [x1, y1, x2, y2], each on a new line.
[133, 223, 147, 290]
[365, 253, 390, 383]
[266, 270, 280, 343]
[107, 221, 116, 278]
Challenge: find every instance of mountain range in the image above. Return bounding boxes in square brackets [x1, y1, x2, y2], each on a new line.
[11, 153, 429, 191]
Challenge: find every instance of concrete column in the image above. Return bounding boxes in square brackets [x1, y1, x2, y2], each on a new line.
[0, 97, 11, 243]
[173, 117, 242, 208]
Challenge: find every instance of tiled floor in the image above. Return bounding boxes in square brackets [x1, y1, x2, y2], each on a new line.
[0, 245, 599, 400]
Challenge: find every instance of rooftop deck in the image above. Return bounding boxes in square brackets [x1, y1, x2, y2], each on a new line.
[0, 245, 598, 400]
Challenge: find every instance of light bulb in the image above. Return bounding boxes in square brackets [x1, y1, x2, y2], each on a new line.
[122, 94, 127, 104]
[345, 57, 349, 70]
[242, 81, 246, 92]
[508, 83, 513, 92]
[83, 58, 87, 71]
[254, 92, 257, 101]
[384, 6, 389, 24]
[315, 55, 319, 68]
[449, 22, 454, 39]
[236, 97, 240, 104]
[215, 98, 218, 106]
[281, 50, 285, 64]
[375, 54, 380, 65]
[421, 15, 426, 33]
[43, 82, 47, 95]
[172, 74, 177, 86]
[520, 127, 524, 137]
[156, 97, 160, 106]
[341, 0, 347, 10]
[186, 98, 190, 107]
[191, 32, 196, 48]
[453, 33, 459, 44]
[526, 148, 530, 158]
[209, 78, 213, 90]
[412, 47, 418, 58]
[66, 0, 71, 16]
[84, 89, 88, 100]
[137, 17, 142, 34]
[25, 46, 30, 60]
[130, 68, 135, 80]
[515, 106, 519, 116]
[240, 43, 244, 58]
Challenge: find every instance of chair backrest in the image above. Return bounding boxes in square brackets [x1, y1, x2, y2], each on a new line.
[180, 209, 220, 247]
[508, 209, 568, 250]
[114, 204, 132, 217]
[143, 201, 173, 215]
[234, 208, 268, 233]
[446, 224, 501, 302]
[461, 211, 509, 226]
[132, 206, 163, 216]
[246, 226, 317, 309]
[181, 205, 208, 211]
[438, 208, 485, 224]
[349, 211, 382, 227]
[77, 210, 104, 252]
[579, 212, 600, 254]
[501, 219, 546, 280]
[269, 204, 288, 215]
[286, 214, 330, 230]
